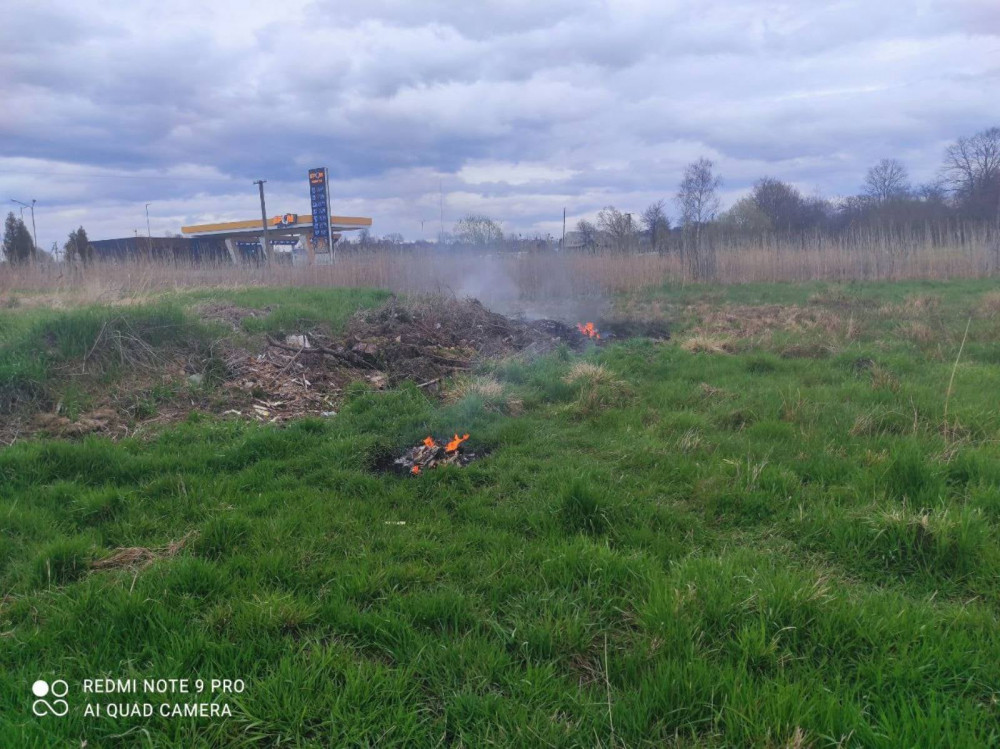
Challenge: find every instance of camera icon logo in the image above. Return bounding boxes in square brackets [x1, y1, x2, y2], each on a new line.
[32, 680, 69, 717]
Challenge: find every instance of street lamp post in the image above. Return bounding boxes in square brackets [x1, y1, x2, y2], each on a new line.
[145, 203, 153, 261]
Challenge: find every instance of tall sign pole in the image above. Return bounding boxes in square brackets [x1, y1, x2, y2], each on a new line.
[254, 180, 273, 265]
[308, 168, 332, 264]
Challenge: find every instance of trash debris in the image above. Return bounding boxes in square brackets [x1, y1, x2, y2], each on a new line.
[285, 334, 310, 349]
[394, 433, 478, 475]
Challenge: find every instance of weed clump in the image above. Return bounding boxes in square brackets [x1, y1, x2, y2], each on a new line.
[861, 507, 990, 579]
[562, 362, 631, 416]
[33, 538, 91, 586]
[560, 479, 607, 535]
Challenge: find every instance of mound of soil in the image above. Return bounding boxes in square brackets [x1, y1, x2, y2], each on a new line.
[337, 296, 589, 382]
[255, 297, 603, 390]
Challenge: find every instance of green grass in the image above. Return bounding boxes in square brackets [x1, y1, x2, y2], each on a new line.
[1, 280, 999, 746]
[179, 286, 392, 336]
[0, 287, 390, 417]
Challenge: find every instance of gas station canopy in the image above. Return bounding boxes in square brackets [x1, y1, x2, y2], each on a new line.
[181, 213, 371, 239]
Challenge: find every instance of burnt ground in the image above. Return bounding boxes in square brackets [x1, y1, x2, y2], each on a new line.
[1, 296, 669, 444]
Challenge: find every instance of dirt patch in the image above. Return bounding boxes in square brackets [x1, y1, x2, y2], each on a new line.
[196, 301, 272, 330]
[33, 408, 123, 438]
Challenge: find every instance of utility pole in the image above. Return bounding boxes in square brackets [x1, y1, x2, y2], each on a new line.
[145, 203, 153, 262]
[254, 180, 273, 265]
[562, 207, 566, 251]
[11, 199, 37, 257]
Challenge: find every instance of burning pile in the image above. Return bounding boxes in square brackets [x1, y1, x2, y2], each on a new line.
[395, 433, 474, 475]
[576, 322, 601, 339]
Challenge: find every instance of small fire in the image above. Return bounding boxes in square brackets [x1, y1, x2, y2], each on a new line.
[422, 436, 436, 448]
[445, 433, 470, 452]
[411, 465, 421, 475]
[576, 322, 601, 339]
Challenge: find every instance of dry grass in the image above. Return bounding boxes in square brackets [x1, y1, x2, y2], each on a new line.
[446, 376, 506, 401]
[3, 228, 999, 310]
[562, 362, 615, 385]
[979, 290, 1000, 317]
[444, 375, 522, 414]
[681, 335, 738, 354]
[685, 304, 848, 347]
[698, 382, 732, 399]
[902, 321, 937, 345]
[868, 364, 901, 393]
[562, 362, 630, 415]
[91, 531, 197, 572]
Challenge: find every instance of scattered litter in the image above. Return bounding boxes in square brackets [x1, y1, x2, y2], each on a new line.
[187, 373, 204, 386]
[384, 521, 407, 526]
[285, 334, 310, 349]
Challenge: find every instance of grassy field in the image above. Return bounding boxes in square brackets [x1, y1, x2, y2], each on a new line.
[1, 279, 999, 746]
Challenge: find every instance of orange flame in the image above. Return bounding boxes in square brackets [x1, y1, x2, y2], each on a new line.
[576, 322, 600, 339]
[445, 433, 470, 452]
[411, 465, 421, 475]
[422, 436, 436, 448]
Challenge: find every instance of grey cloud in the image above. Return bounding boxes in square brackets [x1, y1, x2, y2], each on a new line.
[0, 0, 996, 249]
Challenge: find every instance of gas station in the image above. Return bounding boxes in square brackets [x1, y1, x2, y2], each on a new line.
[180, 167, 372, 265]
[180, 212, 372, 265]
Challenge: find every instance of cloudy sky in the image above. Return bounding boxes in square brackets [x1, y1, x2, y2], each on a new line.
[1, 0, 997, 248]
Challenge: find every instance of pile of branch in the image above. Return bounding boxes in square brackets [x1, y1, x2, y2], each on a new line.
[394, 434, 476, 475]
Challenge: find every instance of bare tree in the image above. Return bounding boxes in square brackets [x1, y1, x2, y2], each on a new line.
[942, 126, 1000, 220]
[575, 219, 598, 252]
[751, 177, 805, 231]
[863, 158, 910, 203]
[641, 200, 670, 253]
[454, 214, 504, 247]
[676, 158, 721, 278]
[596, 206, 637, 251]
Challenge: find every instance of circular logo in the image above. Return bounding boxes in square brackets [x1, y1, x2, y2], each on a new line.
[32, 679, 69, 717]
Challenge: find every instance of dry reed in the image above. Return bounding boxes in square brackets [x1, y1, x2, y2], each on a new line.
[2, 224, 997, 308]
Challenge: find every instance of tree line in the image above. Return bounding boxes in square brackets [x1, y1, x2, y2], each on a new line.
[558, 124, 1000, 277]
[2, 214, 95, 266]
